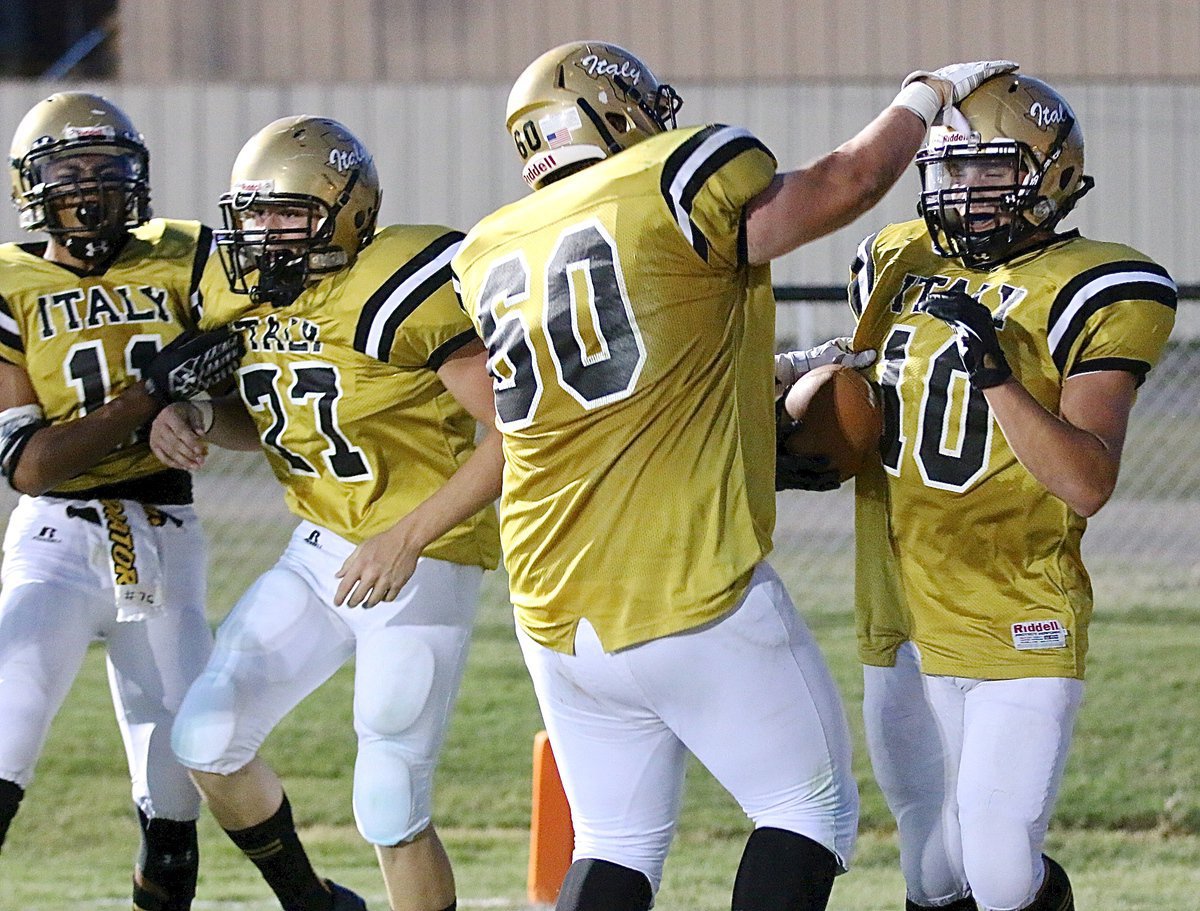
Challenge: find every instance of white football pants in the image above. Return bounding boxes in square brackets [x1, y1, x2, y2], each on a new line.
[518, 562, 858, 892]
[0, 494, 211, 820]
[172, 521, 481, 846]
[863, 642, 1083, 911]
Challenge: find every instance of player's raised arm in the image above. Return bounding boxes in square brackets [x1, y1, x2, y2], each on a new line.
[745, 60, 1017, 264]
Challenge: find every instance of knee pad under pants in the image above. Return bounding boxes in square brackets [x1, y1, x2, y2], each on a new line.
[352, 621, 472, 845]
[172, 566, 354, 772]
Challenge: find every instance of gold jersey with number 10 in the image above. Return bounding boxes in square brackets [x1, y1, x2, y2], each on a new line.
[851, 219, 1177, 680]
[454, 124, 779, 654]
[199, 224, 499, 568]
[0, 219, 208, 493]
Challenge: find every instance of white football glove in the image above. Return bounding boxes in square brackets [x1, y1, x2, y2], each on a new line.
[774, 337, 877, 397]
[893, 60, 1018, 125]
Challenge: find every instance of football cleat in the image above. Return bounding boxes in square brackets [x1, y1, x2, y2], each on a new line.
[326, 879, 369, 910]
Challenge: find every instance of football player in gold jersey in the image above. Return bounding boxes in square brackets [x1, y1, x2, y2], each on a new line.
[780, 75, 1176, 911]
[0, 92, 241, 911]
[452, 41, 1015, 911]
[150, 116, 501, 911]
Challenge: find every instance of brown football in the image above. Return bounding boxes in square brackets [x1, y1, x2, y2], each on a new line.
[781, 363, 884, 482]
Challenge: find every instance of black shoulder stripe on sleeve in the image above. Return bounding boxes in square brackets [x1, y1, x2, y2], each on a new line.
[427, 328, 481, 372]
[660, 125, 772, 263]
[190, 225, 214, 295]
[1068, 356, 1151, 380]
[848, 232, 879, 319]
[0, 293, 23, 353]
[1047, 260, 1177, 373]
[353, 231, 464, 362]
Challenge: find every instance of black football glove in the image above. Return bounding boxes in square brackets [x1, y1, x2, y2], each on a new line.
[923, 290, 1012, 389]
[775, 401, 841, 492]
[144, 328, 244, 406]
[776, 449, 841, 492]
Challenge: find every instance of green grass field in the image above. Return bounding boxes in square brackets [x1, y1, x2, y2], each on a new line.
[1, 567, 1198, 910]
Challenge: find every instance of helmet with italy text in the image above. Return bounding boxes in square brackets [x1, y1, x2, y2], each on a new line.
[506, 41, 683, 190]
[8, 92, 151, 262]
[215, 115, 381, 306]
[916, 73, 1091, 268]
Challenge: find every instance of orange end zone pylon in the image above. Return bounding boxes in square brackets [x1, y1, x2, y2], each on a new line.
[528, 729, 574, 904]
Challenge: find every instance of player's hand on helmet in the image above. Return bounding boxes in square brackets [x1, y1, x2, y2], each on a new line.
[774, 337, 876, 398]
[150, 402, 210, 471]
[143, 328, 244, 406]
[903, 60, 1019, 109]
[924, 290, 1012, 389]
[335, 525, 422, 609]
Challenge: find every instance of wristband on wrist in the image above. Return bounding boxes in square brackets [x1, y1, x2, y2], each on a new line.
[890, 81, 943, 127]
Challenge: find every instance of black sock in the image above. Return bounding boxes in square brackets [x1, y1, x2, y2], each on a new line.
[0, 779, 23, 850]
[1026, 855, 1074, 911]
[732, 827, 838, 911]
[906, 898, 978, 911]
[133, 807, 199, 911]
[556, 858, 653, 911]
[224, 794, 332, 911]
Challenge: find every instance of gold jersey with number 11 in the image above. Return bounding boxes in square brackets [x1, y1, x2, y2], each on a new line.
[0, 219, 209, 493]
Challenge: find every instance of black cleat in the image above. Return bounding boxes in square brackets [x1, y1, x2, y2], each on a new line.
[327, 880, 369, 910]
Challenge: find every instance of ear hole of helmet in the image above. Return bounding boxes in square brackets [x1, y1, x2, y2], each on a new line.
[605, 112, 630, 135]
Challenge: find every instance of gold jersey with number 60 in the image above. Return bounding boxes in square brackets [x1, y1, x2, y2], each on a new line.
[199, 224, 499, 567]
[850, 219, 1177, 680]
[454, 124, 779, 653]
[0, 218, 208, 493]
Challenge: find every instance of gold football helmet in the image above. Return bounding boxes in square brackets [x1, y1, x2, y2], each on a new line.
[917, 73, 1092, 267]
[506, 41, 682, 190]
[8, 92, 151, 260]
[215, 115, 381, 305]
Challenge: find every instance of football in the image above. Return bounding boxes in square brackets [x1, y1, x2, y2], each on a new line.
[781, 363, 884, 482]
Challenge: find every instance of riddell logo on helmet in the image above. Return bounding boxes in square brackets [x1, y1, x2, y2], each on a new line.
[523, 154, 557, 186]
[578, 54, 642, 86]
[63, 125, 116, 141]
[234, 179, 275, 195]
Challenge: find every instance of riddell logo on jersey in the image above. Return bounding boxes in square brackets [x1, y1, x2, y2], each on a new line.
[1011, 618, 1068, 650]
[1012, 620, 1063, 634]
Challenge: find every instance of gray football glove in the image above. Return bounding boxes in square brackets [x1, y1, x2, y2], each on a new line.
[903, 60, 1019, 108]
[774, 338, 876, 398]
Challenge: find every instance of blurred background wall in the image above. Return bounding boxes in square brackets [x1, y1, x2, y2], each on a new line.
[0, 0, 1197, 285]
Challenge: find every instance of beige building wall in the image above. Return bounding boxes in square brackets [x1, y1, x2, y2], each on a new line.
[118, 0, 1200, 83]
